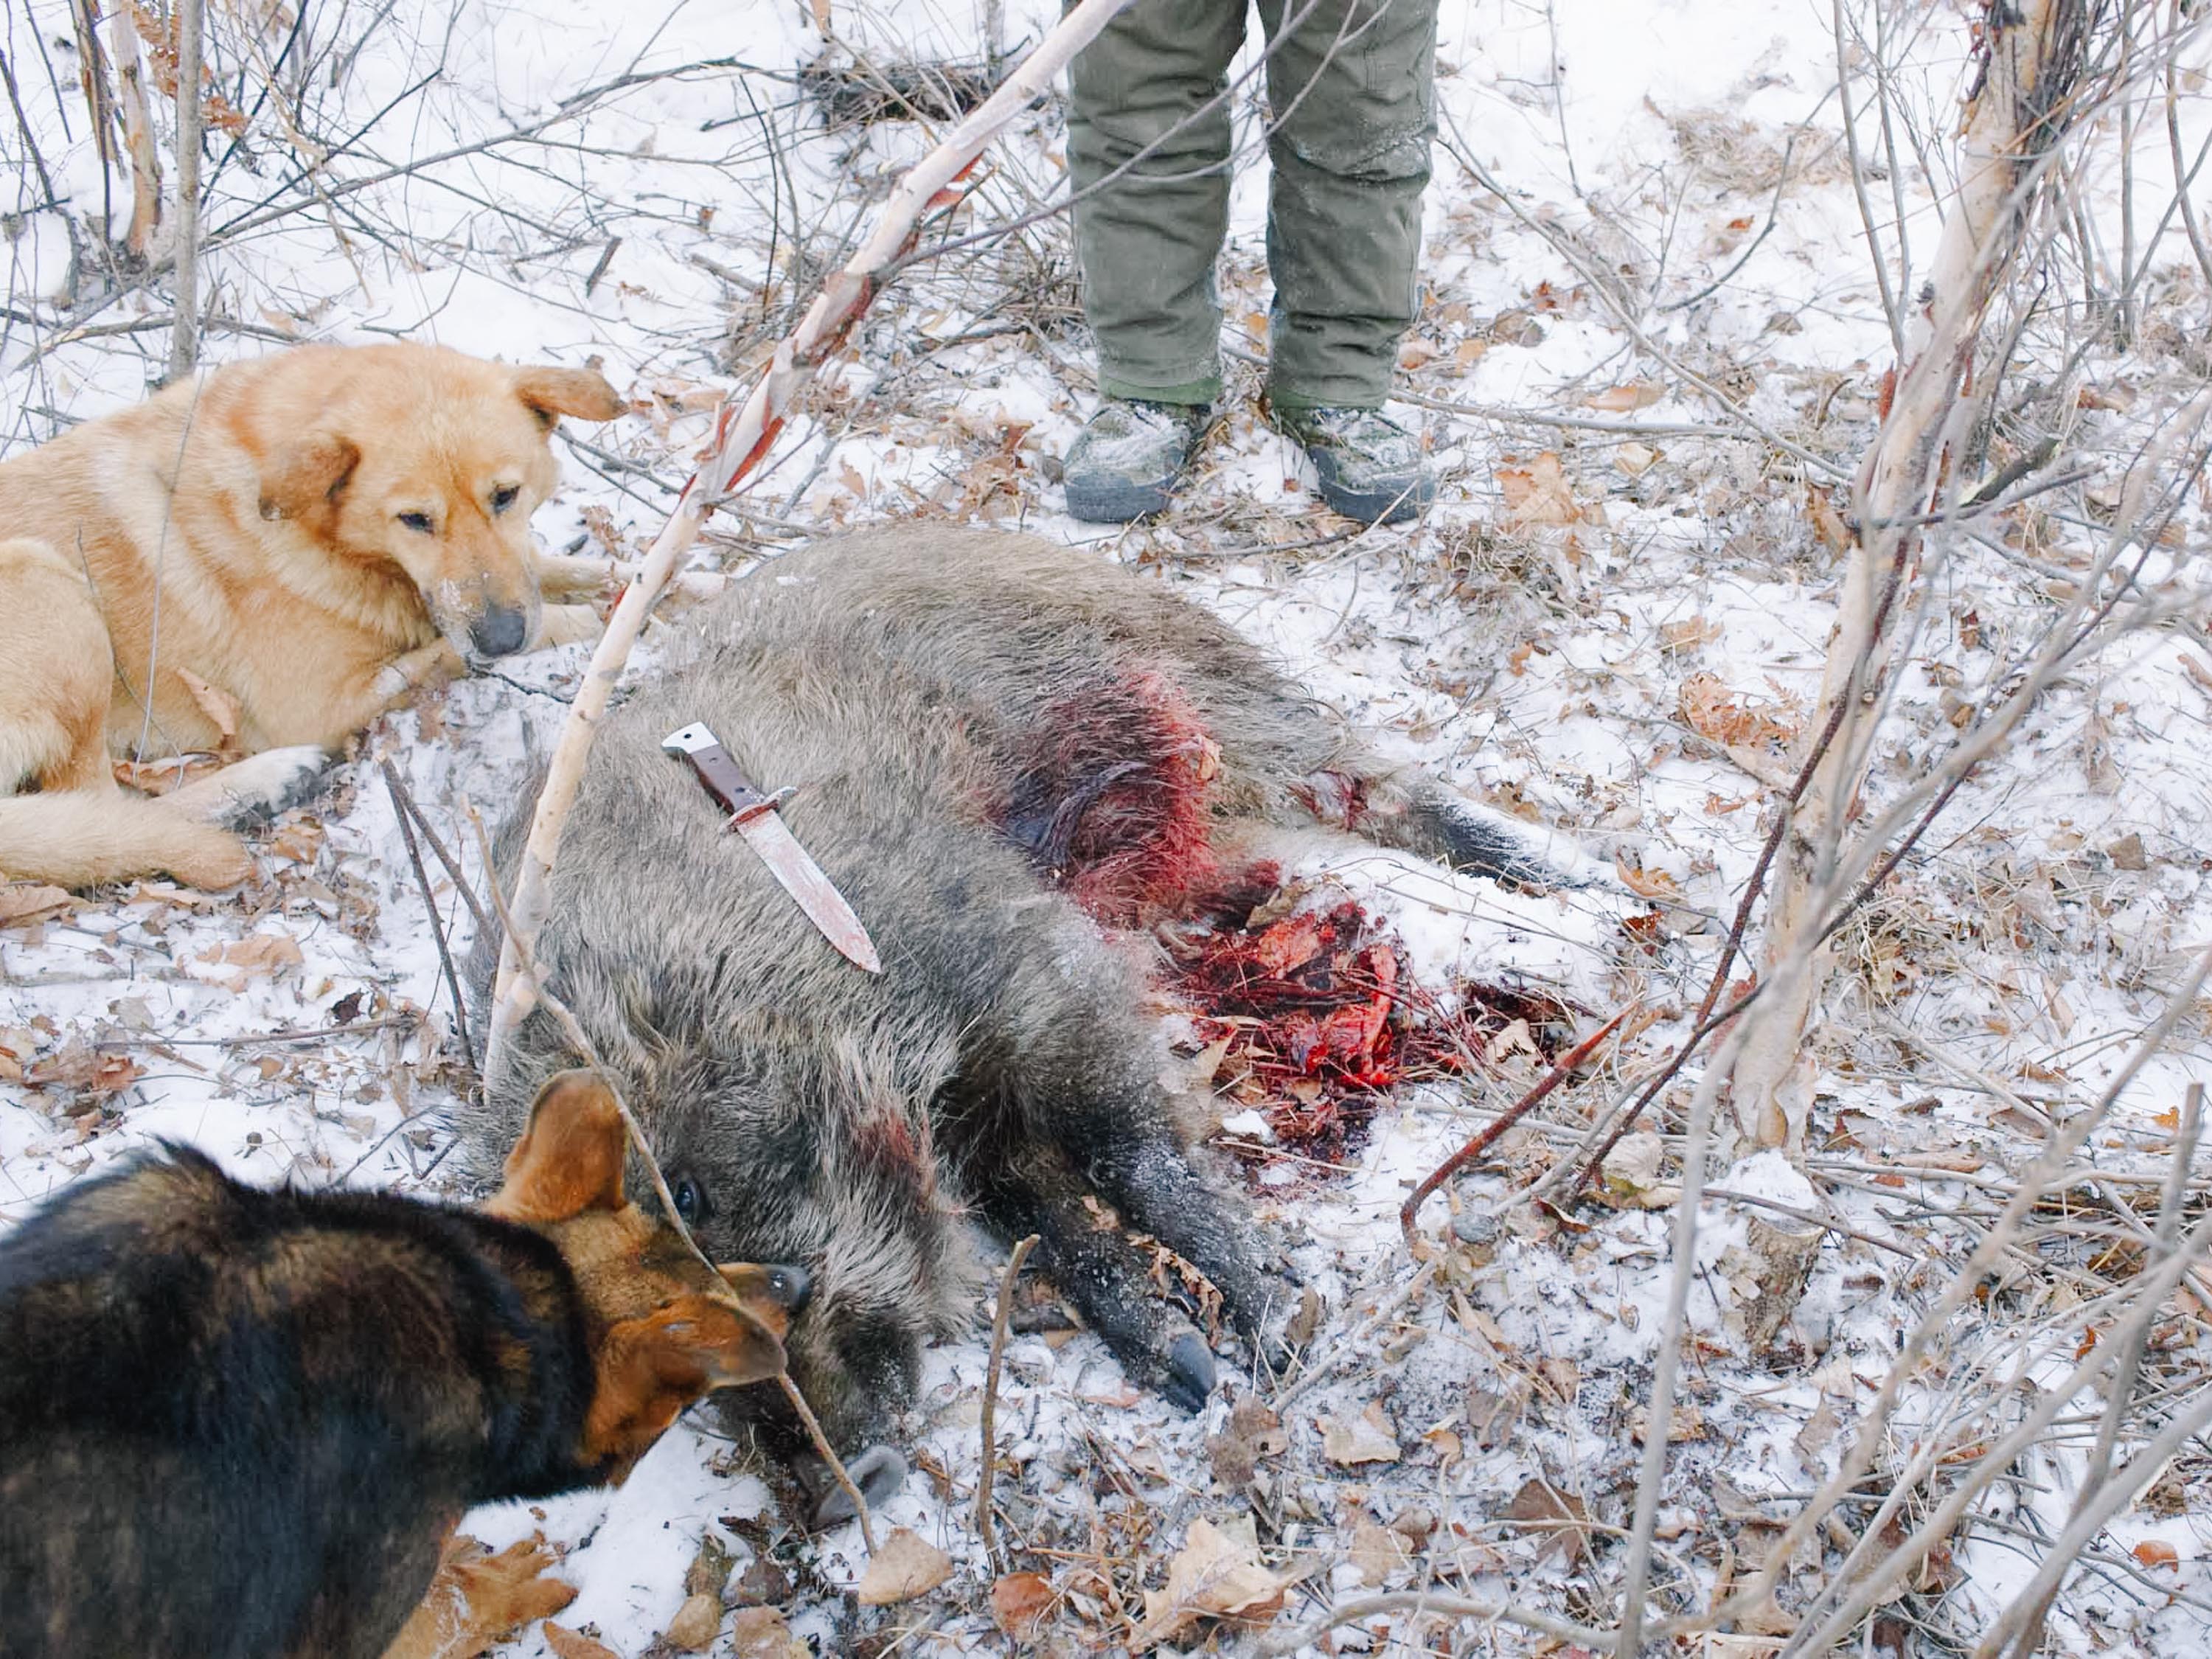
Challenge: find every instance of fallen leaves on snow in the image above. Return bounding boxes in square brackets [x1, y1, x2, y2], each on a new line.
[1131, 1518, 1287, 1649]
[1320, 1399, 1401, 1467]
[855, 1526, 954, 1606]
[383, 1532, 575, 1659]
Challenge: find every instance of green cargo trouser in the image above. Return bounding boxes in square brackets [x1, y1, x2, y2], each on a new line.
[1065, 0, 1439, 411]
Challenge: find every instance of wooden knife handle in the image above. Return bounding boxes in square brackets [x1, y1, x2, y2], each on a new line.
[676, 742, 766, 817]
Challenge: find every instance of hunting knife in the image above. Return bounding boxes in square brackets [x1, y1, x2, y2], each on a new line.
[662, 722, 883, 974]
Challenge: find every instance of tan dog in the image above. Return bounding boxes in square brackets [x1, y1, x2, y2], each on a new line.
[0, 341, 624, 890]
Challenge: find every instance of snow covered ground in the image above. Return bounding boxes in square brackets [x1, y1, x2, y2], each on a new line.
[4, 0, 2212, 1652]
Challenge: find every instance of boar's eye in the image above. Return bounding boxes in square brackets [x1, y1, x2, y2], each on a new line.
[672, 1175, 709, 1225]
[490, 484, 521, 515]
[397, 510, 434, 534]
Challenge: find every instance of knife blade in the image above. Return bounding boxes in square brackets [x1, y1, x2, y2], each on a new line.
[662, 722, 883, 974]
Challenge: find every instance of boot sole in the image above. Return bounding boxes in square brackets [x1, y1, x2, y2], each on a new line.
[1063, 473, 1175, 524]
[1314, 473, 1436, 525]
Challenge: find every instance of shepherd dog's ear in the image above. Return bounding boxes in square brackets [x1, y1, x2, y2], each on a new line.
[486, 1069, 627, 1222]
[512, 365, 623, 431]
[257, 431, 361, 526]
[582, 1295, 788, 1471]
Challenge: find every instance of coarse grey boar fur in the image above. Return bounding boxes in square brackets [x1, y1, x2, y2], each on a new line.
[465, 525, 1596, 1518]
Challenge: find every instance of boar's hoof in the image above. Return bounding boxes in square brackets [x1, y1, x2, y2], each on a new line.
[1160, 1330, 1218, 1414]
[810, 1444, 908, 1528]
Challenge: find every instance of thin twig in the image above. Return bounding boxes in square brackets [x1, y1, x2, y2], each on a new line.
[381, 761, 476, 1073]
[781, 1374, 877, 1554]
[1253, 1590, 1611, 1657]
[1399, 1006, 1632, 1248]
[1999, 1079, 2203, 1658]
[975, 1232, 1038, 1571]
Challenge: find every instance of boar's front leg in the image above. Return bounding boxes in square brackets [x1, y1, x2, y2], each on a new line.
[969, 1144, 1221, 1412]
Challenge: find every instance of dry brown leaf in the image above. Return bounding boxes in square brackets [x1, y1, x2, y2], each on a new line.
[1598, 1131, 1672, 1206]
[855, 1526, 953, 1607]
[1206, 1397, 1286, 1488]
[663, 1591, 721, 1651]
[176, 669, 244, 759]
[542, 1624, 619, 1659]
[0, 883, 74, 928]
[990, 1571, 1056, 1638]
[1495, 451, 1587, 526]
[1806, 484, 1852, 552]
[1658, 616, 1723, 654]
[1133, 1519, 1287, 1649]
[1348, 1518, 1409, 1585]
[24, 1036, 141, 1100]
[1503, 1478, 1591, 1565]
[1613, 855, 1683, 899]
[1679, 672, 1803, 752]
[112, 754, 225, 794]
[2133, 1539, 2180, 1570]
[1587, 380, 1663, 411]
[383, 1533, 576, 1659]
[1320, 1400, 1400, 1467]
[193, 931, 304, 990]
[267, 817, 326, 865]
[726, 1606, 807, 1659]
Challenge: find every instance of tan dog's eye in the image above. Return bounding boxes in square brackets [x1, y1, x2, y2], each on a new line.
[397, 511, 434, 534]
[490, 484, 521, 515]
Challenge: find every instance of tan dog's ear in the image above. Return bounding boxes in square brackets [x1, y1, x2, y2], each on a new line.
[581, 1295, 788, 1471]
[485, 1069, 628, 1222]
[512, 366, 623, 430]
[257, 432, 361, 523]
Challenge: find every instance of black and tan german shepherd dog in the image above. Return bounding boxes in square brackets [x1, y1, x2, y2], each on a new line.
[0, 1071, 807, 1659]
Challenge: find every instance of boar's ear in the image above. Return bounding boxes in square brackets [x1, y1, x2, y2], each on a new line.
[257, 431, 361, 524]
[512, 365, 623, 430]
[581, 1295, 788, 1472]
[485, 1069, 628, 1222]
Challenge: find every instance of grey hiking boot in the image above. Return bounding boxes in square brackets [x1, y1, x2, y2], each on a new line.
[1062, 398, 1211, 522]
[1272, 404, 1435, 524]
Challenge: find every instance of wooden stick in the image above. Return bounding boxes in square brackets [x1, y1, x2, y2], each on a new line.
[1399, 1008, 1632, 1250]
[105, 0, 161, 260]
[382, 762, 475, 1072]
[167, 0, 204, 376]
[1726, 0, 2093, 1155]
[480, 0, 1141, 1084]
[974, 1233, 1038, 1570]
[781, 1374, 878, 1555]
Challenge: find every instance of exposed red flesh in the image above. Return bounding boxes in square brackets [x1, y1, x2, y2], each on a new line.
[997, 671, 1578, 1176]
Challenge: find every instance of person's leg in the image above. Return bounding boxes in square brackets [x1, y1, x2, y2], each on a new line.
[1065, 0, 1247, 405]
[1256, 0, 1440, 410]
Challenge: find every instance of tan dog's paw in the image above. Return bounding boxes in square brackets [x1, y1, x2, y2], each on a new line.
[168, 824, 257, 889]
[168, 745, 331, 831]
[371, 641, 467, 709]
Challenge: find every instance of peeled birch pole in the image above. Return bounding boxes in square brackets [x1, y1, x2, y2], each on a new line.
[480, 0, 1138, 1083]
[169, 0, 204, 376]
[107, 0, 163, 260]
[1726, 0, 2091, 1152]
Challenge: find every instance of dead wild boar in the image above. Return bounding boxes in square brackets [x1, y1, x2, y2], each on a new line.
[467, 525, 1596, 1521]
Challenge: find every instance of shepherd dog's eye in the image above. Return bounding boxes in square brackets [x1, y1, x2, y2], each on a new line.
[490, 484, 521, 515]
[672, 1176, 709, 1225]
[397, 511, 434, 534]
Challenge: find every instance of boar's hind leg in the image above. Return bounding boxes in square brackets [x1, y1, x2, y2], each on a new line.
[973, 1146, 1220, 1413]
[1308, 762, 1609, 892]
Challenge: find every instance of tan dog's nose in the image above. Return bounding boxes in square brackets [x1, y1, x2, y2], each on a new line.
[470, 605, 529, 658]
